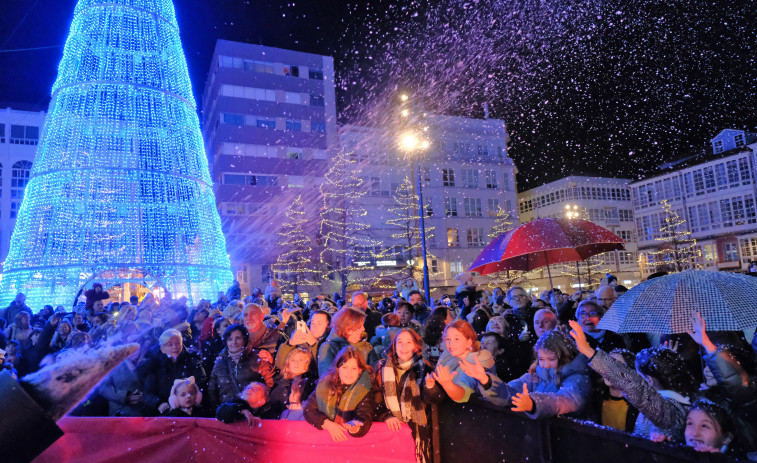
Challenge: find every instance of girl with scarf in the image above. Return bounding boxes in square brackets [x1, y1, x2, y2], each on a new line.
[461, 329, 592, 419]
[304, 346, 375, 441]
[570, 320, 697, 442]
[430, 320, 495, 403]
[375, 329, 444, 463]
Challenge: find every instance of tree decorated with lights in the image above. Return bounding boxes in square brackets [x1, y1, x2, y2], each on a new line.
[272, 195, 316, 293]
[652, 199, 701, 272]
[0, 0, 233, 309]
[318, 151, 382, 298]
[485, 207, 531, 289]
[380, 176, 438, 284]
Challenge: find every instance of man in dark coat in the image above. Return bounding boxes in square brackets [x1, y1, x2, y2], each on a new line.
[84, 284, 110, 313]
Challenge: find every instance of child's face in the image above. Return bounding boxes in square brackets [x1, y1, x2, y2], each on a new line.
[6, 344, 16, 356]
[685, 409, 728, 453]
[537, 349, 559, 370]
[242, 386, 267, 410]
[395, 307, 413, 325]
[176, 384, 197, 409]
[338, 358, 362, 386]
[394, 331, 418, 362]
[288, 353, 311, 377]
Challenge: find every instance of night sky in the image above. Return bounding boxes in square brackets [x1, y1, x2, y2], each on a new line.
[1, 0, 755, 189]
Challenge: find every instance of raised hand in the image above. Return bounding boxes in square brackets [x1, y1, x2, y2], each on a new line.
[431, 364, 457, 385]
[685, 312, 716, 354]
[511, 383, 534, 413]
[459, 355, 488, 384]
[568, 320, 595, 358]
[424, 373, 436, 389]
[662, 340, 680, 353]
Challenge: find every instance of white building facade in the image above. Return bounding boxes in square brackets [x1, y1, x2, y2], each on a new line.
[631, 130, 757, 279]
[340, 115, 518, 298]
[517, 176, 641, 292]
[0, 106, 45, 267]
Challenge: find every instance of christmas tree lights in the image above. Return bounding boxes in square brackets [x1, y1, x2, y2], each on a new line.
[380, 176, 439, 284]
[318, 151, 383, 297]
[272, 195, 317, 293]
[649, 200, 702, 272]
[0, 0, 233, 309]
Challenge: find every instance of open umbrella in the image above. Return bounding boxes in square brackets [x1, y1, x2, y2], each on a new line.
[597, 270, 757, 334]
[468, 218, 625, 289]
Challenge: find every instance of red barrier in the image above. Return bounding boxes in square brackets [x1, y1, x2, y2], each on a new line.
[33, 417, 417, 463]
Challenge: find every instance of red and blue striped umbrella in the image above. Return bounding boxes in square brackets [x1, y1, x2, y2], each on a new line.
[468, 218, 625, 276]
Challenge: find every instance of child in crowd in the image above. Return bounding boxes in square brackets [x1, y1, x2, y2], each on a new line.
[164, 377, 203, 417]
[216, 381, 269, 426]
[270, 347, 317, 420]
[304, 346, 374, 441]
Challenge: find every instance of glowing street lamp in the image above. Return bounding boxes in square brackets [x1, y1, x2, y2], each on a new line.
[565, 204, 580, 219]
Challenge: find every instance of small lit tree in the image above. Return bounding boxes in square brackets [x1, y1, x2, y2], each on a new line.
[485, 207, 530, 289]
[380, 176, 439, 285]
[318, 151, 382, 298]
[272, 195, 316, 293]
[652, 199, 701, 272]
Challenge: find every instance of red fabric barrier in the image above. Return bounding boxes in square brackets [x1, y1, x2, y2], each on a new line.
[33, 417, 417, 463]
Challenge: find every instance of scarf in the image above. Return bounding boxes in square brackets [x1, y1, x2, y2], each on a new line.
[316, 370, 372, 421]
[436, 348, 495, 373]
[382, 355, 427, 426]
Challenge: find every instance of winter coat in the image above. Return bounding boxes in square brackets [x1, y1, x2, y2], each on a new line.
[302, 379, 375, 437]
[98, 360, 147, 416]
[317, 334, 378, 376]
[208, 349, 274, 409]
[0, 302, 31, 327]
[436, 349, 495, 403]
[268, 373, 318, 419]
[247, 325, 283, 357]
[584, 329, 627, 353]
[480, 354, 592, 419]
[16, 321, 55, 376]
[226, 284, 242, 302]
[588, 349, 690, 441]
[136, 347, 207, 413]
[396, 280, 419, 301]
[200, 335, 226, 376]
[216, 397, 270, 423]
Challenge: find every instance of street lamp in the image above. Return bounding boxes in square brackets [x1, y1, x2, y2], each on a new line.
[565, 204, 580, 219]
[397, 95, 431, 304]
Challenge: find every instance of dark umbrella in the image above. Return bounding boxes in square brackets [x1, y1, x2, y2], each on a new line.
[468, 218, 625, 290]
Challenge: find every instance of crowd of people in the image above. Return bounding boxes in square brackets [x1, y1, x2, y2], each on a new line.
[0, 273, 755, 462]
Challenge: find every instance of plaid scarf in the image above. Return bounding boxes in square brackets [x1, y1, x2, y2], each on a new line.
[382, 355, 427, 426]
[316, 370, 372, 421]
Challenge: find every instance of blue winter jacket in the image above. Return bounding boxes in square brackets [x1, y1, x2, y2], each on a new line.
[480, 354, 592, 419]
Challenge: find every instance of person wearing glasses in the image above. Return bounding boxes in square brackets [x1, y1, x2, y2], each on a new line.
[575, 301, 625, 353]
[595, 286, 650, 353]
[504, 286, 538, 376]
[595, 286, 618, 310]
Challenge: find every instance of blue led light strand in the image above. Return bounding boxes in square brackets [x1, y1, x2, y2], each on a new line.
[0, 0, 233, 309]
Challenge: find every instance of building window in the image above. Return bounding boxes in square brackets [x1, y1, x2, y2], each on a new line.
[310, 95, 325, 106]
[311, 121, 327, 133]
[462, 169, 479, 188]
[222, 113, 244, 125]
[724, 243, 739, 261]
[713, 140, 724, 154]
[463, 198, 482, 217]
[735, 133, 745, 147]
[431, 259, 439, 273]
[619, 209, 633, 222]
[484, 170, 498, 189]
[488, 198, 500, 217]
[285, 120, 302, 132]
[309, 69, 324, 80]
[425, 198, 433, 217]
[449, 260, 463, 275]
[287, 151, 302, 160]
[257, 118, 276, 129]
[466, 227, 485, 247]
[442, 169, 455, 187]
[447, 228, 459, 247]
[0, 124, 5, 143]
[223, 173, 278, 186]
[445, 197, 458, 217]
[284, 65, 299, 77]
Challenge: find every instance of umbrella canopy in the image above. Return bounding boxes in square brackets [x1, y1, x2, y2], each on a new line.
[468, 218, 625, 275]
[597, 270, 757, 334]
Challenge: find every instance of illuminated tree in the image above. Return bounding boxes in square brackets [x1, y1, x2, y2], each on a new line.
[318, 151, 382, 298]
[0, 0, 233, 308]
[380, 176, 438, 284]
[272, 195, 316, 293]
[485, 207, 530, 289]
[651, 199, 701, 272]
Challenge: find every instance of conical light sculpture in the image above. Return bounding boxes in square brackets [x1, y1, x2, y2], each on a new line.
[0, 0, 233, 308]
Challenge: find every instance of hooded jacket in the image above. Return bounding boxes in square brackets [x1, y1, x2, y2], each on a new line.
[481, 353, 592, 419]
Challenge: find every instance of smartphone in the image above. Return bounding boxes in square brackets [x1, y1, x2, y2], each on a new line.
[296, 320, 308, 333]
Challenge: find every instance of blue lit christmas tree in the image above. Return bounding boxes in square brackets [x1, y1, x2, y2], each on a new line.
[0, 0, 233, 309]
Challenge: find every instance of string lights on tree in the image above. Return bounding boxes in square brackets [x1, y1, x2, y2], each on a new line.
[318, 151, 383, 298]
[272, 195, 317, 293]
[380, 176, 439, 285]
[0, 0, 233, 308]
[649, 199, 702, 272]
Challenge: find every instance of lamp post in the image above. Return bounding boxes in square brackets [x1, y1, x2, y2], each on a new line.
[398, 94, 431, 304]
